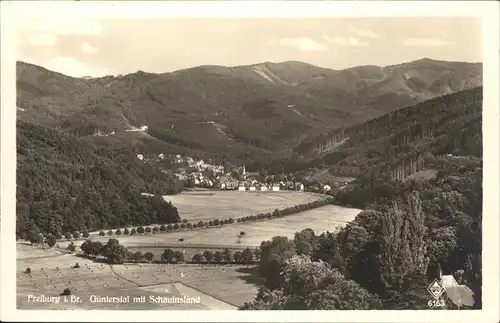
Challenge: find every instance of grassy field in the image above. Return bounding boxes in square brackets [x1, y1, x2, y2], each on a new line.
[163, 191, 325, 222]
[17, 203, 359, 309]
[17, 244, 249, 310]
[112, 263, 260, 306]
[59, 204, 360, 251]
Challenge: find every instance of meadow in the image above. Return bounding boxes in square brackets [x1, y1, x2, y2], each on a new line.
[17, 244, 245, 310]
[163, 191, 325, 222]
[61, 204, 361, 250]
[19, 192, 360, 309]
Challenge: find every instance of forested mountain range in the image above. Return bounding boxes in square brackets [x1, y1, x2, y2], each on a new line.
[16, 58, 482, 163]
[15, 58, 483, 240]
[294, 87, 482, 178]
[16, 121, 183, 239]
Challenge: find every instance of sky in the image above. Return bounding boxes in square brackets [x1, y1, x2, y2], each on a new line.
[16, 16, 482, 78]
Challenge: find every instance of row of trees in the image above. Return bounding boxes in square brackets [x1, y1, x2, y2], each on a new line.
[80, 240, 260, 266]
[94, 197, 334, 239]
[24, 230, 91, 246]
[190, 247, 259, 265]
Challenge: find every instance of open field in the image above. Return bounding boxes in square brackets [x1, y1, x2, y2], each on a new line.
[58, 205, 361, 251]
[163, 191, 325, 222]
[16, 243, 65, 260]
[112, 263, 260, 306]
[18, 195, 360, 310]
[17, 244, 245, 309]
[82, 191, 326, 237]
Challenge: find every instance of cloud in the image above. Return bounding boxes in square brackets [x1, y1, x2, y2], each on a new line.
[402, 37, 451, 47]
[321, 35, 369, 47]
[42, 57, 110, 77]
[349, 28, 381, 39]
[27, 33, 57, 46]
[26, 17, 103, 36]
[81, 42, 99, 54]
[272, 37, 328, 52]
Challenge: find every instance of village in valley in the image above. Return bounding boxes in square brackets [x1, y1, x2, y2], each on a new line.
[138, 151, 350, 195]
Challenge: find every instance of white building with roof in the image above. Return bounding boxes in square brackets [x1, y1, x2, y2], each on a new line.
[438, 268, 475, 308]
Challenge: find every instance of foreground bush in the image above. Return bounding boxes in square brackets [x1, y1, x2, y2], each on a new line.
[61, 288, 71, 296]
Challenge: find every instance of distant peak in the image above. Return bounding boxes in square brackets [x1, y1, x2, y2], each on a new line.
[415, 57, 435, 62]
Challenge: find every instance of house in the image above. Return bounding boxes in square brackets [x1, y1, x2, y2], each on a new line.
[443, 277, 474, 308]
[174, 173, 186, 180]
[137, 154, 144, 161]
[249, 186, 256, 191]
[238, 182, 246, 191]
[272, 184, 280, 191]
[437, 268, 475, 308]
[323, 184, 331, 192]
[441, 275, 458, 288]
[217, 175, 237, 190]
[158, 153, 165, 160]
[445, 285, 475, 308]
[294, 182, 303, 191]
[260, 185, 268, 191]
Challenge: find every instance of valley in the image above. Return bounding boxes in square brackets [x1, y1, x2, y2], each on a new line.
[16, 58, 483, 311]
[17, 193, 361, 310]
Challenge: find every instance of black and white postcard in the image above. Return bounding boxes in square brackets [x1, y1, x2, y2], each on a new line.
[1, 1, 499, 322]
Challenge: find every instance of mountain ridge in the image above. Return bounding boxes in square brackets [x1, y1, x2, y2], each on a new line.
[16, 58, 482, 163]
